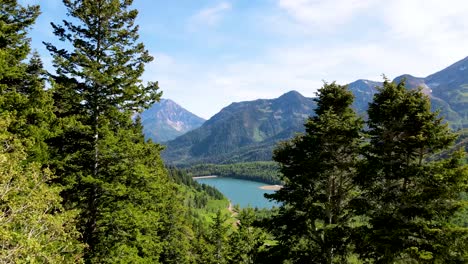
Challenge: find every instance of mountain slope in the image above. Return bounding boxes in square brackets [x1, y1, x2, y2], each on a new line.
[141, 99, 205, 143]
[162, 56, 468, 165]
[347, 79, 382, 113]
[162, 91, 317, 164]
[424, 57, 468, 129]
[387, 57, 468, 129]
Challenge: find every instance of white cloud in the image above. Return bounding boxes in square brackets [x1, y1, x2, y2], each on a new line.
[379, 0, 468, 63]
[142, 0, 468, 119]
[278, 0, 376, 29]
[188, 2, 232, 30]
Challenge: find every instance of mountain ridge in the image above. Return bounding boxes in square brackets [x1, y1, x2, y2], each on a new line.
[162, 91, 316, 165]
[158, 56, 468, 165]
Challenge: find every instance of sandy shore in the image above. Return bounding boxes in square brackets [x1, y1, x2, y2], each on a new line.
[259, 185, 283, 191]
[192, 175, 218, 179]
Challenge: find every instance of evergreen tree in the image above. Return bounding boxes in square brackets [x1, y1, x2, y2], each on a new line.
[209, 210, 231, 264]
[44, 0, 178, 262]
[266, 82, 363, 263]
[356, 79, 468, 263]
[228, 208, 267, 264]
[0, 114, 84, 263]
[0, 1, 84, 261]
[0, 1, 54, 162]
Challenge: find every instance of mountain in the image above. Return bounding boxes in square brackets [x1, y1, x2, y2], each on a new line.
[161, 56, 468, 165]
[390, 57, 468, 129]
[140, 99, 205, 143]
[162, 91, 317, 165]
[347, 57, 468, 129]
[347, 79, 382, 113]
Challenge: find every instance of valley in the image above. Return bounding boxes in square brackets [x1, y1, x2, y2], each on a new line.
[141, 56, 468, 206]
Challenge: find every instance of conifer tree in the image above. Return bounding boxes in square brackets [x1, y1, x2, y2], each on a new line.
[44, 0, 177, 262]
[228, 208, 267, 264]
[266, 82, 363, 263]
[0, 114, 84, 263]
[0, 2, 83, 259]
[356, 79, 468, 263]
[0, 1, 54, 162]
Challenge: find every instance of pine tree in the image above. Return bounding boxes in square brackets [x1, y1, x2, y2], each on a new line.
[44, 0, 177, 262]
[266, 82, 363, 263]
[0, 1, 84, 261]
[356, 79, 468, 263]
[228, 208, 267, 264]
[0, 1, 54, 162]
[0, 114, 84, 263]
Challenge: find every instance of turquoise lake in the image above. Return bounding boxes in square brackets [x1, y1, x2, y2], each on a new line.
[195, 177, 278, 208]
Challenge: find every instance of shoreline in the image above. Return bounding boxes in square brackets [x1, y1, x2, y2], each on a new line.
[259, 185, 283, 191]
[192, 175, 218, 179]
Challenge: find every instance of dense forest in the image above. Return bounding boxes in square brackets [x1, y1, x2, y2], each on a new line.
[185, 162, 281, 185]
[1, 1, 467, 263]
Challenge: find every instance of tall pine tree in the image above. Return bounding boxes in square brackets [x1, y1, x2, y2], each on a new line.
[356, 79, 468, 263]
[44, 0, 178, 262]
[0, 1, 54, 162]
[0, 1, 83, 261]
[266, 82, 363, 263]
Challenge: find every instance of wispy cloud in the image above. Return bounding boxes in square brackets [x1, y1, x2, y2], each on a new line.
[278, 0, 376, 29]
[188, 2, 232, 30]
[28, 1, 468, 119]
[379, 0, 468, 62]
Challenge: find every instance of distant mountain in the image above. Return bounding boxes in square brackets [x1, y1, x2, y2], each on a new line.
[386, 57, 468, 129]
[162, 91, 317, 165]
[161, 56, 468, 165]
[347, 79, 382, 113]
[141, 99, 205, 143]
[347, 57, 468, 129]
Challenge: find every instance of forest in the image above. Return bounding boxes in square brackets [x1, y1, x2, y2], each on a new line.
[185, 162, 281, 185]
[0, 0, 467, 263]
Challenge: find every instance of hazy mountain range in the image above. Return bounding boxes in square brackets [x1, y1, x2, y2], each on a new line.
[161, 91, 316, 165]
[142, 56, 468, 165]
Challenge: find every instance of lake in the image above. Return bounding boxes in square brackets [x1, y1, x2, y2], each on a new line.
[195, 177, 278, 208]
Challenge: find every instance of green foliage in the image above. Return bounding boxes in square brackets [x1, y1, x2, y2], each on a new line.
[0, 1, 84, 261]
[0, 1, 54, 163]
[355, 79, 468, 263]
[0, 114, 84, 263]
[43, 0, 186, 262]
[167, 167, 225, 201]
[163, 91, 317, 165]
[187, 161, 281, 184]
[227, 208, 269, 264]
[265, 82, 364, 263]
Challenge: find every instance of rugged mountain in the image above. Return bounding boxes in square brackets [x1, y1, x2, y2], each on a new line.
[161, 56, 468, 165]
[141, 99, 205, 142]
[162, 91, 317, 165]
[347, 79, 382, 113]
[424, 57, 468, 129]
[347, 57, 468, 129]
[390, 57, 468, 129]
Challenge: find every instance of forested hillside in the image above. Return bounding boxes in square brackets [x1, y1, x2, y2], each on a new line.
[1, 1, 467, 263]
[186, 161, 281, 184]
[0, 1, 270, 262]
[162, 58, 468, 167]
[162, 91, 317, 165]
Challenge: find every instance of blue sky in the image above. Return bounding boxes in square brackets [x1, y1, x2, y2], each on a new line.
[21, 0, 468, 118]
